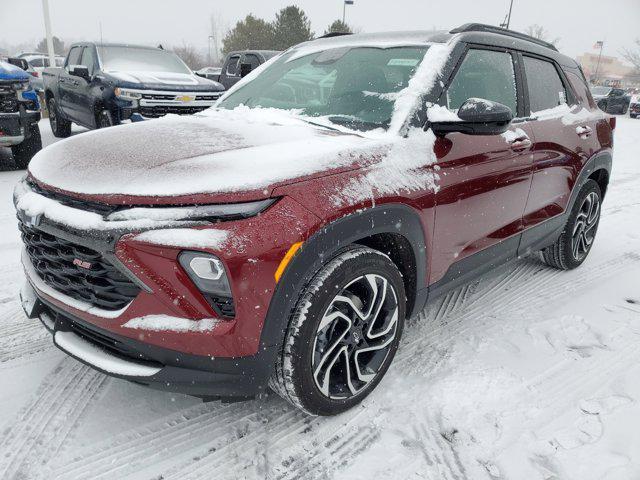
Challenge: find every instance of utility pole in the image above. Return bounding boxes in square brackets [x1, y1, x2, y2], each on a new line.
[343, 0, 354, 25]
[208, 36, 213, 65]
[41, 0, 55, 65]
[594, 41, 605, 84]
[505, 0, 514, 29]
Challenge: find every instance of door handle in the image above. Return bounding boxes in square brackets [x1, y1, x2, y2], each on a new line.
[509, 137, 532, 152]
[576, 126, 592, 138]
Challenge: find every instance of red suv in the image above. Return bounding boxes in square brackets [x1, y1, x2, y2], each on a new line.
[15, 24, 613, 416]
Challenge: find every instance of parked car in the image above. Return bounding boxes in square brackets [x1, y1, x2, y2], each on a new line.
[629, 94, 640, 119]
[590, 86, 631, 114]
[16, 24, 613, 416]
[195, 66, 222, 82]
[42, 42, 225, 136]
[0, 59, 41, 168]
[20, 54, 65, 91]
[217, 50, 280, 90]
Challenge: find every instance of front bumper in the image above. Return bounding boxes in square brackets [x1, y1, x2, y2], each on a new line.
[115, 89, 222, 120]
[0, 109, 40, 146]
[21, 282, 276, 398]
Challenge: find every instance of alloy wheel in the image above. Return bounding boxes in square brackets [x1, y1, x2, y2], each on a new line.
[312, 274, 399, 400]
[571, 191, 600, 261]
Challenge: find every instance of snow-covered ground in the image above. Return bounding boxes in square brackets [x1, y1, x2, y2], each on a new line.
[1, 117, 639, 479]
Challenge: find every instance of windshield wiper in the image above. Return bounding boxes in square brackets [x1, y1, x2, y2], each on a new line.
[326, 115, 386, 131]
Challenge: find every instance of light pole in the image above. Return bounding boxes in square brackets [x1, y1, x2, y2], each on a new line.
[41, 0, 55, 65]
[343, 0, 354, 25]
[208, 36, 214, 65]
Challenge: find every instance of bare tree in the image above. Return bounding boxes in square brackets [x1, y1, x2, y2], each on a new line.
[524, 24, 560, 47]
[173, 43, 206, 70]
[622, 39, 640, 71]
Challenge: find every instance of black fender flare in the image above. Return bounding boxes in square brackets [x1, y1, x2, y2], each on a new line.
[259, 203, 428, 352]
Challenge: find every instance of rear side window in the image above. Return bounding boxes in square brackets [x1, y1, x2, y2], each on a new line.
[446, 49, 518, 116]
[523, 56, 567, 112]
[565, 70, 596, 109]
[243, 54, 261, 70]
[66, 47, 83, 68]
[226, 55, 241, 76]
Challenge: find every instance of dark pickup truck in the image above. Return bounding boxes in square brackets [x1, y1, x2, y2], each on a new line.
[198, 50, 280, 90]
[43, 42, 225, 136]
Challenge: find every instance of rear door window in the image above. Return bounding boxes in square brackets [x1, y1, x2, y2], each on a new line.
[446, 49, 518, 116]
[523, 56, 567, 113]
[226, 55, 241, 76]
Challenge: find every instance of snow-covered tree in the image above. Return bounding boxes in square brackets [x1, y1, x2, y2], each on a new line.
[324, 20, 352, 35]
[222, 14, 275, 54]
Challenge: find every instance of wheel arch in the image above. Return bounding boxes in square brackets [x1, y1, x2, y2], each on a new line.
[260, 204, 428, 353]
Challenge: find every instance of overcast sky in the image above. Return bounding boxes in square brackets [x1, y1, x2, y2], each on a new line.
[1, 0, 638, 62]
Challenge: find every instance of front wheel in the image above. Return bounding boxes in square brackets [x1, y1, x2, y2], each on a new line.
[11, 123, 42, 169]
[48, 97, 71, 138]
[541, 179, 602, 270]
[270, 246, 406, 416]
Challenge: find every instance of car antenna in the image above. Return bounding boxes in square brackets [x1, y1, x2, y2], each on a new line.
[157, 44, 164, 50]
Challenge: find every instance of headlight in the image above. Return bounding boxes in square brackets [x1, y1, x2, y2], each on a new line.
[179, 251, 231, 297]
[106, 198, 276, 223]
[114, 87, 142, 100]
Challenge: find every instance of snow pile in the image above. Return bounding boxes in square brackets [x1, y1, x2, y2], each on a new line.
[133, 228, 230, 249]
[531, 104, 602, 126]
[123, 315, 219, 333]
[426, 103, 461, 122]
[501, 127, 529, 143]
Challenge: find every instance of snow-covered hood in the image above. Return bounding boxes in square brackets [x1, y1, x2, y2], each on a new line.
[104, 71, 224, 91]
[27, 108, 388, 204]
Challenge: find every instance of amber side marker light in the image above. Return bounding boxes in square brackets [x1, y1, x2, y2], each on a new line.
[274, 241, 303, 283]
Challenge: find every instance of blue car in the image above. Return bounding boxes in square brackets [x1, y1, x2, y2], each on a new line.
[0, 59, 42, 168]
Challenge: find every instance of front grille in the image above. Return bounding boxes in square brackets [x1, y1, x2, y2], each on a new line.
[195, 95, 220, 101]
[139, 105, 210, 118]
[20, 222, 140, 311]
[27, 179, 121, 216]
[0, 93, 18, 113]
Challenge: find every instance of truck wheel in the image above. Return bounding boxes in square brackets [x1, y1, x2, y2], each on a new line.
[541, 180, 602, 270]
[97, 110, 115, 129]
[11, 123, 42, 169]
[270, 246, 406, 416]
[48, 98, 71, 138]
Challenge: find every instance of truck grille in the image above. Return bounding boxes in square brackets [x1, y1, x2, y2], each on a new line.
[20, 222, 140, 311]
[139, 105, 210, 118]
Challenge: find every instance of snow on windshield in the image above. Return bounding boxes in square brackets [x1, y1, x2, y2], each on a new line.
[98, 46, 191, 74]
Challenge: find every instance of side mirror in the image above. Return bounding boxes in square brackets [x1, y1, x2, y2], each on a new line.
[429, 98, 513, 136]
[7, 57, 29, 71]
[240, 63, 252, 78]
[70, 65, 90, 81]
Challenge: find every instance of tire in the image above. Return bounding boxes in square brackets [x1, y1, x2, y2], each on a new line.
[11, 123, 42, 169]
[631, 114, 637, 119]
[270, 246, 406, 416]
[96, 109, 115, 129]
[541, 179, 602, 270]
[621, 104, 629, 115]
[48, 97, 71, 138]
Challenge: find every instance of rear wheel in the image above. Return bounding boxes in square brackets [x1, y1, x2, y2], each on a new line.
[270, 246, 406, 416]
[541, 180, 602, 270]
[48, 97, 71, 138]
[11, 123, 42, 169]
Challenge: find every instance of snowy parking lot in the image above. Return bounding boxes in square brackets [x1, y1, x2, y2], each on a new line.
[0, 116, 639, 479]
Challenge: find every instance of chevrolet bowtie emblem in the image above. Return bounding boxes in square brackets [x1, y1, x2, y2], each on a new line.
[178, 95, 195, 103]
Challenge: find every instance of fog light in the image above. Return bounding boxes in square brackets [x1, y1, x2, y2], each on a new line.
[178, 251, 231, 297]
[189, 257, 224, 280]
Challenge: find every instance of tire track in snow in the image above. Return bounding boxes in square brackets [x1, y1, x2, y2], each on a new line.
[0, 304, 54, 363]
[0, 358, 107, 479]
[44, 252, 640, 480]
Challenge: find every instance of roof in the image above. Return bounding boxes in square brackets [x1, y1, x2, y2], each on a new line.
[70, 42, 165, 51]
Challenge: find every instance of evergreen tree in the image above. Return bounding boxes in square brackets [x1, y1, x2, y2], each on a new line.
[272, 6, 314, 50]
[222, 15, 275, 54]
[324, 20, 352, 35]
[35, 36, 65, 55]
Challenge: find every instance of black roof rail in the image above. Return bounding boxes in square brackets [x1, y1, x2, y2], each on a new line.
[450, 23, 558, 51]
[318, 32, 353, 39]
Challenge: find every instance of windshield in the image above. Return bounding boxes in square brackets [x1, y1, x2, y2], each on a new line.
[218, 46, 429, 131]
[591, 86, 611, 96]
[98, 46, 191, 74]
